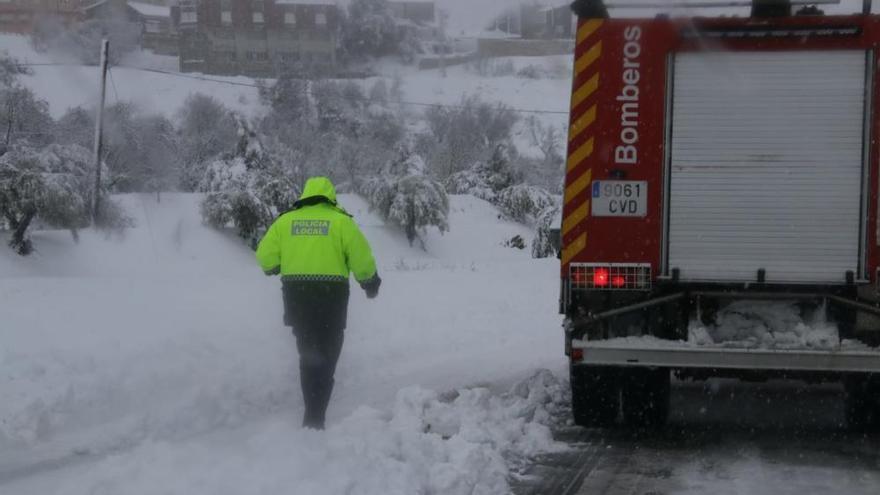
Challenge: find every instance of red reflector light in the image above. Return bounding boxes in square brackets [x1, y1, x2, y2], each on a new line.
[571, 348, 584, 361]
[569, 263, 651, 290]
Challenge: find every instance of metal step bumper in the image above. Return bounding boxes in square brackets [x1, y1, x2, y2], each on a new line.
[571, 341, 880, 373]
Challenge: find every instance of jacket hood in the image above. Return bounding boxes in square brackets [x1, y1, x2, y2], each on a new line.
[299, 177, 337, 203]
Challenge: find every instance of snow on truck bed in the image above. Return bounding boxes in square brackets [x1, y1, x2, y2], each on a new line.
[581, 300, 878, 352]
[0, 193, 565, 494]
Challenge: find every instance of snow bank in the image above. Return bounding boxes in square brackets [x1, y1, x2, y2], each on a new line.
[8, 371, 568, 495]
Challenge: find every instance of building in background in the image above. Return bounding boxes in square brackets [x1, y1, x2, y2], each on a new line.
[176, 0, 341, 76]
[82, 0, 140, 21]
[128, 0, 178, 54]
[0, 0, 83, 34]
[539, 2, 573, 39]
[490, 1, 575, 40]
[388, 0, 434, 25]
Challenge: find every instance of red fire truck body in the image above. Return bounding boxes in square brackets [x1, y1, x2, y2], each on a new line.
[562, 1, 880, 428]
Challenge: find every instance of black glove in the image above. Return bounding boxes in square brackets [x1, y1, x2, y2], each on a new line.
[360, 274, 381, 299]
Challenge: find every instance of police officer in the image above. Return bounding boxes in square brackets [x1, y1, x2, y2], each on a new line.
[256, 177, 381, 430]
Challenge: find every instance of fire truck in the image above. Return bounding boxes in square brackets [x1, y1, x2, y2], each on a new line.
[562, 0, 880, 429]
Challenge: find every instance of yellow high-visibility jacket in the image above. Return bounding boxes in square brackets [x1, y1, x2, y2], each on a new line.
[256, 177, 377, 284]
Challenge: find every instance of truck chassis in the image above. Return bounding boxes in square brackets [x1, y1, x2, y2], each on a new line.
[566, 288, 880, 429]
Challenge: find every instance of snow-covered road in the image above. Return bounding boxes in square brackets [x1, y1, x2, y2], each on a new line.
[0, 193, 566, 494]
[515, 380, 880, 495]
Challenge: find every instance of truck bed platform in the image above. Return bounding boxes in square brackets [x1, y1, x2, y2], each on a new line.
[572, 340, 880, 373]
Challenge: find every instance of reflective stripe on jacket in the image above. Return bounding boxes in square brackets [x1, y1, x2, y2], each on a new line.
[255, 177, 377, 283]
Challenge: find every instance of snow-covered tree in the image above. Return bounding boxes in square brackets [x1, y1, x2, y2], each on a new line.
[101, 102, 181, 193]
[55, 106, 95, 150]
[0, 85, 53, 150]
[139, 114, 181, 198]
[526, 116, 564, 170]
[0, 144, 128, 255]
[199, 117, 299, 247]
[0, 53, 52, 150]
[445, 143, 519, 202]
[176, 94, 237, 191]
[531, 204, 561, 259]
[259, 74, 311, 123]
[342, 0, 401, 59]
[311, 80, 366, 133]
[495, 183, 557, 225]
[0, 53, 29, 88]
[419, 96, 518, 180]
[361, 146, 449, 247]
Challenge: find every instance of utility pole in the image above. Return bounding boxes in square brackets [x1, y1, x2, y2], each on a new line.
[92, 39, 109, 225]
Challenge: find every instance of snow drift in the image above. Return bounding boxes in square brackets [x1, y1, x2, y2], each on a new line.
[11, 371, 567, 495]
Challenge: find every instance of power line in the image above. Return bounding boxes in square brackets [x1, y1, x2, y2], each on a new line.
[114, 65, 570, 115]
[12, 62, 88, 67]
[14, 61, 570, 116]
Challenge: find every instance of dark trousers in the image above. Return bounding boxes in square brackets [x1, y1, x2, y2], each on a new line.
[282, 281, 350, 430]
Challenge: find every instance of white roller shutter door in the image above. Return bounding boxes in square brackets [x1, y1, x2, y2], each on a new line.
[668, 50, 868, 284]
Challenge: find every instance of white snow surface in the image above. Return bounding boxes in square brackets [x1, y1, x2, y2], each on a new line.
[580, 300, 876, 352]
[687, 300, 846, 350]
[9, 371, 568, 495]
[0, 193, 565, 493]
[127, 1, 170, 17]
[0, 34, 264, 119]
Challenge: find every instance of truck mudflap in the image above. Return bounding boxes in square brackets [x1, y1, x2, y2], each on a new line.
[571, 340, 880, 373]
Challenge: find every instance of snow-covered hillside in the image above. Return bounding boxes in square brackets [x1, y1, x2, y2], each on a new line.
[0, 193, 566, 494]
[0, 33, 571, 157]
[0, 34, 263, 118]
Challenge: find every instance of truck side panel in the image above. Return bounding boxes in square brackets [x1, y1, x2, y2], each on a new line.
[562, 15, 880, 287]
[562, 19, 674, 277]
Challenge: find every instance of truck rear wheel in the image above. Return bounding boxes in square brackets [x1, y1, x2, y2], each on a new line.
[570, 366, 619, 428]
[622, 368, 670, 429]
[845, 374, 880, 431]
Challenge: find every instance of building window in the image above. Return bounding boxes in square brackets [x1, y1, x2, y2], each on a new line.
[180, 10, 197, 23]
[284, 12, 296, 25]
[315, 12, 327, 26]
[145, 20, 162, 33]
[252, 0, 264, 23]
[246, 51, 268, 61]
[220, 0, 232, 24]
[216, 50, 236, 62]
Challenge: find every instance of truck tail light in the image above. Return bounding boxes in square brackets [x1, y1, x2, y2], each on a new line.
[570, 263, 652, 291]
